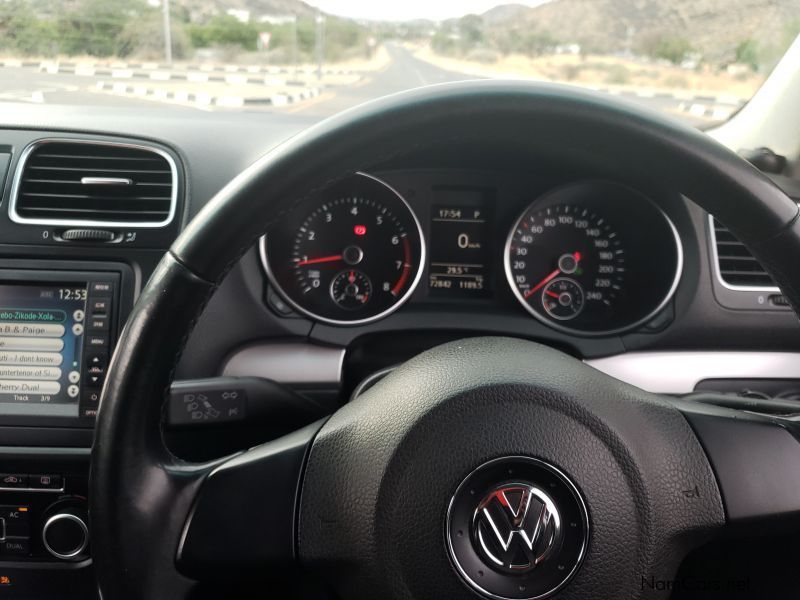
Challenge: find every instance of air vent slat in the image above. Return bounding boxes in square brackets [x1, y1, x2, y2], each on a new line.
[12, 141, 176, 226]
[22, 192, 171, 202]
[712, 217, 777, 289]
[35, 153, 165, 161]
[22, 179, 172, 193]
[718, 254, 758, 261]
[26, 166, 170, 174]
[21, 207, 168, 216]
[21, 203, 169, 215]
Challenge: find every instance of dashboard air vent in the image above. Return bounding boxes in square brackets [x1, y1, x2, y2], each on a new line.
[711, 217, 777, 289]
[11, 140, 176, 226]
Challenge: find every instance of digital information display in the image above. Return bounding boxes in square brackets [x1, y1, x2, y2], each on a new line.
[0, 284, 88, 418]
[428, 189, 492, 298]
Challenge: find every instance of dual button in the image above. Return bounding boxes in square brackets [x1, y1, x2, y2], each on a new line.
[0, 505, 30, 557]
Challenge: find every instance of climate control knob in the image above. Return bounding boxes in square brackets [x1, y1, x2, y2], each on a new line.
[42, 508, 89, 561]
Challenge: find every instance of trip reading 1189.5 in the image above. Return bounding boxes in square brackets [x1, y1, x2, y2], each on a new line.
[428, 202, 491, 298]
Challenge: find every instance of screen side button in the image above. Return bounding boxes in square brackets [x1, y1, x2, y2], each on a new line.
[86, 336, 108, 348]
[85, 354, 107, 378]
[82, 388, 101, 405]
[89, 282, 114, 296]
[88, 316, 108, 331]
[90, 299, 109, 313]
[86, 366, 105, 378]
[87, 354, 107, 367]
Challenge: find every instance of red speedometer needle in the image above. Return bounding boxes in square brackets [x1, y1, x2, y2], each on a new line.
[524, 251, 582, 299]
[296, 254, 342, 266]
[525, 268, 561, 298]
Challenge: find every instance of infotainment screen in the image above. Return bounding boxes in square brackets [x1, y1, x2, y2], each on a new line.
[0, 283, 89, 418]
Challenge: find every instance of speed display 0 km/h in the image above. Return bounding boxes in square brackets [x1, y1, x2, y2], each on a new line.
[505, 182, 683, 336]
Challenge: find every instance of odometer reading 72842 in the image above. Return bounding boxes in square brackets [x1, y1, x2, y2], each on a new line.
[264, 173, 425, 325]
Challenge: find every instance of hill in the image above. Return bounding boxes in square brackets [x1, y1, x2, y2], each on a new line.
[173, 0, 319, 21]
[482, 0, 799, 62]
[481, 4, 539, 26]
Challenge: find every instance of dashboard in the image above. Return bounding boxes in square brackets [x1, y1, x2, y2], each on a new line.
[0, 107, 798, 598]
[0, 121, 796, 424]
[262, 173, 682, 336]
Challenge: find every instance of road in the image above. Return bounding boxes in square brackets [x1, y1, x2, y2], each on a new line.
[0, 45, 732, 128]
[285, 43, 473, 119]
[0, 44, 467, 114]
[286, 46, 734, 125]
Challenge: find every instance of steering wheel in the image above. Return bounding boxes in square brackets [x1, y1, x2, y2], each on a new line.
[90, 81, 800, 600]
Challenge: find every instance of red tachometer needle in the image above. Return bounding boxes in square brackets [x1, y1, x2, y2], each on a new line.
[296, 254, 342, 267]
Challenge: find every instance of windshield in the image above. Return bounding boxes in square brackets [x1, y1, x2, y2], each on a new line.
[1, 0, 797, 127]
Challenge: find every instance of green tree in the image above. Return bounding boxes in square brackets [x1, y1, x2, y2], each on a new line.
[458, 14, 483, 51]
[431, 29, 457, 55]
[324, 17, 369, 61]
[520, 31, 558, 56]
[187, 15, 259, 51]
[637, 33, 692, 65]
[0, 1, 59, 56]
[492, 26, 557, 57]
[735, 39, 759, 70]
[119, 12, 190, 60]
[57, 0, 151, 57]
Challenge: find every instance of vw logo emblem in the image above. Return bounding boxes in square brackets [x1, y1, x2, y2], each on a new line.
[473, 484, 561, 574]
[446, 456, 589, 600]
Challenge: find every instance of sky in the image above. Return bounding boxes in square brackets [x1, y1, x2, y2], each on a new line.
[306, 1, 549, 22]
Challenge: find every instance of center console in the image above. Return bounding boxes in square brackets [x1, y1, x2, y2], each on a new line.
[0, 259, 132, 589]
[0, 131, 181, 598]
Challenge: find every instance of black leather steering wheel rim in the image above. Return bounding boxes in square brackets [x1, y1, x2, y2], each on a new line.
[90, 81, 800, 600]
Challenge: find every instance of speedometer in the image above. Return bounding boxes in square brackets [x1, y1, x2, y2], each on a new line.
[263, 173, 424, 325]
[505, 182, 682, 335]
[508, 205, 624, 323]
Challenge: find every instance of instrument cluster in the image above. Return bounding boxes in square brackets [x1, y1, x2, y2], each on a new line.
[262, 172, 682, 337]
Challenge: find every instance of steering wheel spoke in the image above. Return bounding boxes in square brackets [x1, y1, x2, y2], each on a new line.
[677, 400, 800, 524]
[176, 420, 324, 579]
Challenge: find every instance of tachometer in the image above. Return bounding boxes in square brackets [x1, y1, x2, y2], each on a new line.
[505, 182, 682, 335]
[263, 173, 424, 325]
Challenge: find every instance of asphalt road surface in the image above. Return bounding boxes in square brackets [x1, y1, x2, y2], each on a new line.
[284, 45, 729, 125]
[285, 43, 473, 119]
[0, 44, 727, 131]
